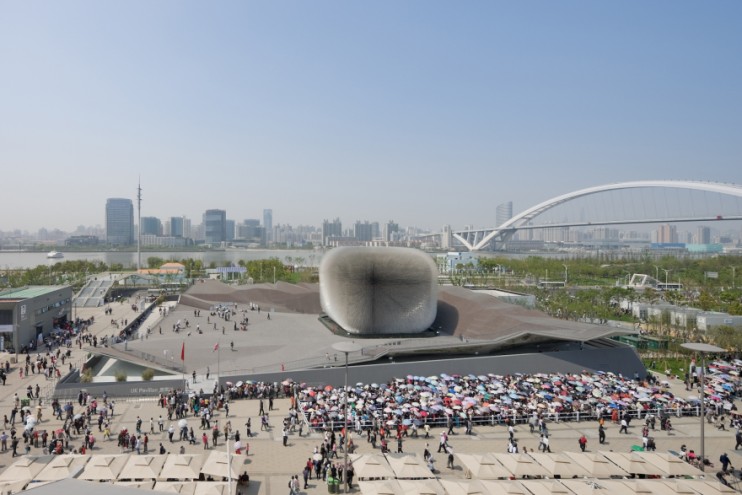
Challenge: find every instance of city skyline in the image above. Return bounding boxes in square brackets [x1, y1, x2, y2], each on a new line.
[1, 3, 741, 232]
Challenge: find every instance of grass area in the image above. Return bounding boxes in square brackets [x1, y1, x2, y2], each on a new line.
[641, 355, 690, 380]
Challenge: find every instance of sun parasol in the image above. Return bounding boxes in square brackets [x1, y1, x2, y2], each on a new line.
[638, 452, 704, 477]
[439, 479, 493, 495]
[200, 450, 242, 479]
[350, 453, 394, 480]
[118, 455, 166, 480]
[396, 479, 446, 495]
[153, 481, 197, 494]
[0, 456, 47, 483]
[158, 454, 206, 480]
[34, 454, 88, 481]
[385, 453, 436, 479]
[526, 452, 591, 479]
[491, 453, 549, 479]
[357, 479, 405, 495]
[78, 455, 129, 481]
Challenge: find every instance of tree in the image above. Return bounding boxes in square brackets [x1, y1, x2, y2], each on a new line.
[710, 325, 742, 352]
[147, 256, 165, 269]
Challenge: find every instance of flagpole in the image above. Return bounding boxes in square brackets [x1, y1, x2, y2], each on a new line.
[227, 421, 232, 495]
[181, 341, 186, 392]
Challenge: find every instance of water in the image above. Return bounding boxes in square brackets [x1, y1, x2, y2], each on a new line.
[0, 248, 574, 270]
[0, 249, 326, 269]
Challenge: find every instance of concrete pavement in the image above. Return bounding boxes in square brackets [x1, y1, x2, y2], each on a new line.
[0, 295, 738, 494]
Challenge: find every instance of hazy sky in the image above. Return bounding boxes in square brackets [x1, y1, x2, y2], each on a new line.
[1, 2, 741, 233]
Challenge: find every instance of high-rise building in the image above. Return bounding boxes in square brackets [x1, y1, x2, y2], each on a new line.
[226, 220, 235, 241]
[263, 209, 273, 243]
[203, 209, 227, 244]
[696, 226, 711, 244]
[140, 216, 162, 236]
[354, 221, 375, 242]
[170, 216, 184, 237]
[496, 201, 513, 228]
[441, 225, 452, 250]
[656, 224, 677, 243]
[237, 219, 265, 245]
[105, 198, 134, 245]
[322, 218, 342, 245]
[383, 220, 399, 242]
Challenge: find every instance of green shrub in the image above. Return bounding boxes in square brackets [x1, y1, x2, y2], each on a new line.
[142, 368, 155, 381]
[115, 371, 127, 382]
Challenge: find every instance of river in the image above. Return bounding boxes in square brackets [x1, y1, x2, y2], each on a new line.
[0, 249, 327, 269]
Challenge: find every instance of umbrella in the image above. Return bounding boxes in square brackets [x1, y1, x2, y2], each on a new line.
[526, 453, 590, 478]
[639, 452, 704, 477]
[600, 451, 660, 476]
[0, 456, 46, 482]
[563, 452, 628, 478]
[193, 482, 237, 495]
[396, 479, 446, 495]
[0, 480, 29, 494]
[154, 481, 198, 494]
[357, 480, 405, 495]
[493, 453, 549, 479]
[159, 454, 206, 480]
[456, 453, 510, 480]
[78, 455, 129, 481]
[350, 453, 395, 480]
[439, 479, 492, 495]
[116, 481, 155, 490]
[385, 453, 436, 479]
[119, 455, 166, 480]
[201, 451, 242, 479]
[519, 480, 572, 495]
[34, 455, 89, 481]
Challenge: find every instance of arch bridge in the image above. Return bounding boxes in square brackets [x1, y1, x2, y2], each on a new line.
[454, 180, 742, 251]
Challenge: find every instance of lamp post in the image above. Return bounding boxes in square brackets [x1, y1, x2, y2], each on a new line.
[332, 341, 362, 493]
[654, 265, 660, 283]
[661, 268, 672, 288]
[562, 264, 568, 285]
[680, 342, 724, 471]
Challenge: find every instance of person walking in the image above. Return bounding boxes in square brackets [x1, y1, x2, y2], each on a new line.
[437, 431, 447, 453]
[720, 452, 733, 473]
[619, 418, 628, 434]
[283, 428, 288, 447]
[578, 434, 587, 452]
[598, 424, 606, 444]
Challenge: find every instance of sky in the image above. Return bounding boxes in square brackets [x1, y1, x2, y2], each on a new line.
[1, 1, 741, 233]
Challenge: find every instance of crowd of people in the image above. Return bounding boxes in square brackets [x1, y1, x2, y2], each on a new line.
[293, 369, 738, 436]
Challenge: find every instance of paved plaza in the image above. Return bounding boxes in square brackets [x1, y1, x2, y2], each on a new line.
[0, 296, 740, 494]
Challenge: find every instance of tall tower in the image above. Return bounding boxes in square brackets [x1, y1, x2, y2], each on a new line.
[496, 201, 513, 228]
[105, 198, 134, 246]
[322, 218, 342, 246]
[263, 209, 273, 243]
[136, 180, 142, 271]
[696, 226, 711, 244]
[203, 209, 227, 244]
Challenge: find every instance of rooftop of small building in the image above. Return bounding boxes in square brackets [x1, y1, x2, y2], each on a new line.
[0, 285, 70, 300]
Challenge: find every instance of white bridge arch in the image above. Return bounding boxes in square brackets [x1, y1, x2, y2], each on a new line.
[455, 180, 742, 251]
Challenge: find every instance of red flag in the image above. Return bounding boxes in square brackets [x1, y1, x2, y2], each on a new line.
[180, 342, 185, 361]
[213, 343, 219, 352]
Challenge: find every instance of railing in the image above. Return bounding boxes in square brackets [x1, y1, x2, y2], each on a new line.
[301, 404, 708, 432]
[108, 344, 184, 372]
